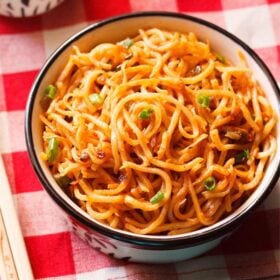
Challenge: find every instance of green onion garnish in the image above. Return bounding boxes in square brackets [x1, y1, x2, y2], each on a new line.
[47, 137, 59, 163]
[117, 38, 134, 48]
[235, 149, 250, 164]
[216, 54, 226, 63]
[45, 84, 57, 99]
[139, 108, 153, 120]
[89, 93, 103, 105]
[150, 190, 164, 204]
[203, 176, 216, 191]
[197, 94, 210, 108]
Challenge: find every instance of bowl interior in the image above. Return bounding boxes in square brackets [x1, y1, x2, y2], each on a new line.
[27, 13, 280, 242]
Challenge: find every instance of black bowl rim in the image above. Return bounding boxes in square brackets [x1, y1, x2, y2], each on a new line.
[25, 11, 280, 249]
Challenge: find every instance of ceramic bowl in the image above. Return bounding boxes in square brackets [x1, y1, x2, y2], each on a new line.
[0, 0, 64, 17]
[25, 12, 280, 263]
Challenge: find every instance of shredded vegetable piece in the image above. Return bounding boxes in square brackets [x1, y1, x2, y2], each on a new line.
[47, 137, 58, 163]
[204, 177, 216, 191]
[150, 191, 164, 204]
[89, 93, 103, 105]
[197, 94, 210, 108]
[216, 54, 226, 63]
[45, 84, 57, 99]
[139, 109, 153, 119]
[117, 38, 134, 48]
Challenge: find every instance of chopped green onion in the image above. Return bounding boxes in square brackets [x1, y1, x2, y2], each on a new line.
[89, 93, 103, 105]
[55, 175, 71, 188]
[235, 149, 250, 164]
[41, 84, 57, 109]
[139, 108, 153, 120]
[150, 190, 164, 204]
[197, 94, 210, 108]
[203, 176, 216, 191]
[216, 54, 226, 63]
[45, 84, 57, 99]
[117, 38, 134, 48]
[47, 137, 59, 163]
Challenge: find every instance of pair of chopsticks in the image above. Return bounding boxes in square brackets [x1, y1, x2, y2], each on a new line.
[0, 155, 34, 280]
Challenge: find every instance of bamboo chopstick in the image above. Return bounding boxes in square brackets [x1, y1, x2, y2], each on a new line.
[0, 155, 34, 280]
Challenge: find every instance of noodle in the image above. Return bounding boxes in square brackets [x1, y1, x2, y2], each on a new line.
[40, 28, 277, 235]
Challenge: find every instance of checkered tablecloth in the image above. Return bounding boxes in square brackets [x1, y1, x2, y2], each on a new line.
[0, 0, 279, 279]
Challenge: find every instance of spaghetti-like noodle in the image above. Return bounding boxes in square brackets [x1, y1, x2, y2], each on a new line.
[40, 28, 277, 235]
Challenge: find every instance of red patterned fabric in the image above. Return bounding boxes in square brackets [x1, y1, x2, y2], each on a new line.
[0, 0, 279, 279]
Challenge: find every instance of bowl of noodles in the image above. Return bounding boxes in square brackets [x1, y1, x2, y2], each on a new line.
[25, 11, 280, 263]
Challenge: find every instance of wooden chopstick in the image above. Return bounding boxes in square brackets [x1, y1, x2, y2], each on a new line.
[0, 155, 34, 280]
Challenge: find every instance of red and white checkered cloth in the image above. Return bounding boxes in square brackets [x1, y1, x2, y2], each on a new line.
[0, 0, 279, 279]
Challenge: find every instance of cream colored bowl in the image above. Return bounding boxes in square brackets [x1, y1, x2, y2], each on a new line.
[25, 12, 280, 263]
